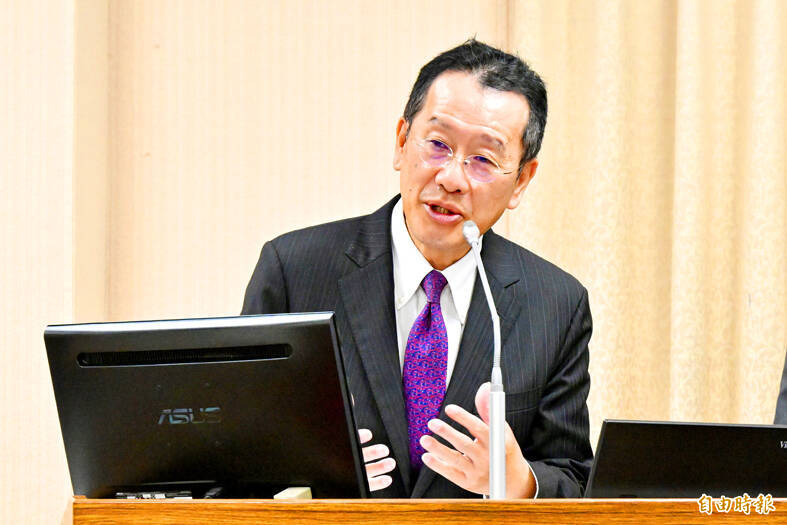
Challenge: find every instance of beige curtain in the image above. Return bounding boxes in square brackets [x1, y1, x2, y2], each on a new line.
[2, 0, 785, 522]
[506, 0, 786, 439]
[1, 2, 75, 523]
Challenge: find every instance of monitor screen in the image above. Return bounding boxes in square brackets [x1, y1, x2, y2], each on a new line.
[45, 312, 369, 498]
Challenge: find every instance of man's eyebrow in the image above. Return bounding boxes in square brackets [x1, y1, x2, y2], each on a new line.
[427, 117, 506, 152]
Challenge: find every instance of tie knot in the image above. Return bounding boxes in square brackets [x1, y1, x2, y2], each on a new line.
[422, 270, 447, 303]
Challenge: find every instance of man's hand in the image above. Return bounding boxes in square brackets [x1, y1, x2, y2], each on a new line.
[419, 382, 537, 498]
[358, 428, 396, 492]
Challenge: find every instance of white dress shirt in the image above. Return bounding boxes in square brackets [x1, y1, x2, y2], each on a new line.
[391, 199, 480, 385]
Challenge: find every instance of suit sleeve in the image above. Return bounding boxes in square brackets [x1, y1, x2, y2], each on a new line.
[241, 241, 289, 315]
[776, 350, 787, 424]
[526, 286, 593, 497]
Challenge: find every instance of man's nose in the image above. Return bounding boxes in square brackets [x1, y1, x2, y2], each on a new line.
[434, 157, 470, 193]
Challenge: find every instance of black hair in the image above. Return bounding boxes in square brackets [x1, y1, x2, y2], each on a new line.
[403, 39, 547, 172]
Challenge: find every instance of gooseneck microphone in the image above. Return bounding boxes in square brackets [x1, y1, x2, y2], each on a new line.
[462, 220, 506, 500]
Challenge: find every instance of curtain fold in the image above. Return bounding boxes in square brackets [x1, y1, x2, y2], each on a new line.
[508, 0, 786, 442]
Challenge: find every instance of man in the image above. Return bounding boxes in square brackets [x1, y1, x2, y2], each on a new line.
[242, 40, 592, 498]
[776, 350, 787, 424]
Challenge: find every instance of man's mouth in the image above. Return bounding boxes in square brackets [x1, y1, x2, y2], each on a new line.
[424, 202, 463, 224]
[430, 204, 457, 215]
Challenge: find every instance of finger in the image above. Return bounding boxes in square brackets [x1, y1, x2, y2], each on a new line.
[444, 404, 489, 446]
[426, 418, 479, 461]
[474, 382, 491, 424]
[368, 474, 393, 492]
[421, 451, 471, 487]
[358, 428, 373, 445]
[365, 457, 396, 478]
[362, 443, 390, 463]
[420, 434, 470, 467]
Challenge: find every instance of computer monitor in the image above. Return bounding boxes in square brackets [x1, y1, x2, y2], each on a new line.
[586, 419, 787, 498]
[45, 312, 369, 498]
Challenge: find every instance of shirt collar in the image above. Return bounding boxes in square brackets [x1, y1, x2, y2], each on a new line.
[391, 198, 481, 323]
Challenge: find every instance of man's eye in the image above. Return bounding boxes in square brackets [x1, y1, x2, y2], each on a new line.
[426, 139, 451, 153]
[471, 155, 496, 167]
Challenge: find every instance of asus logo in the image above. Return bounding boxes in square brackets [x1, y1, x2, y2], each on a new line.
[158, 407, 222, 425]
[781, 441, 787, 449]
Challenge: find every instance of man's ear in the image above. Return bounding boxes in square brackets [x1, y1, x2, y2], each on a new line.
[507, 158, 538, 210]
[392, 117, 408, 171]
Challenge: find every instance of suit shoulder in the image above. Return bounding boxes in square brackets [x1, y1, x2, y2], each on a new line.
[269, 214, 364, 257]
[499, 236, 587, 302]
[525, 247, 585, 291]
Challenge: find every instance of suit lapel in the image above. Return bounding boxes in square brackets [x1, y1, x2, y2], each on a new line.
[410, 230, 522, 497]
[338, 197, 413, 491]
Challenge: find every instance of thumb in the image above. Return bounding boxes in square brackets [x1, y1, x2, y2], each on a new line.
[475, 382, 492, 424]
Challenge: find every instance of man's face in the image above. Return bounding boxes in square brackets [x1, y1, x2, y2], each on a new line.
[393, 71, 537, 269]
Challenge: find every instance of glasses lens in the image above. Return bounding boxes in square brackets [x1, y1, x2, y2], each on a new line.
[467, 156, 497, 183]
[421, 139, 451, 166]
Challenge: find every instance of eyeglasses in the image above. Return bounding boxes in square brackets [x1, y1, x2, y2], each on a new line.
[413, 138, 515, 183]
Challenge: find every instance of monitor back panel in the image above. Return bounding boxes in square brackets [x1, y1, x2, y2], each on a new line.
[586, 420, 787, 498]
[45, 314, 367, 498]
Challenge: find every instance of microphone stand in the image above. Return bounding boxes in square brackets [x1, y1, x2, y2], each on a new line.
[463, 221, 505, 500]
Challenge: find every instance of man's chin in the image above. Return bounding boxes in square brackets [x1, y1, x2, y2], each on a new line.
[419, 236, 471, 265]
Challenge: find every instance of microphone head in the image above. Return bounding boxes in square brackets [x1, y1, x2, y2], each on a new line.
[462, 220, 480, 245]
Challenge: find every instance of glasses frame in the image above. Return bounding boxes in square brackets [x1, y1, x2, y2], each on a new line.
[411, 137, 516, 183]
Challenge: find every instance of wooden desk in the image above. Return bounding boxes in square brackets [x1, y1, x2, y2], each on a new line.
[73, 497, 787, 524]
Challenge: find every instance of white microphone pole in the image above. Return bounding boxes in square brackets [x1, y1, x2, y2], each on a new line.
[462, 221, 506, 500]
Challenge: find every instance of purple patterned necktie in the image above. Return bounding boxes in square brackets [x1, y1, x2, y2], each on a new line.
[402, 269, 449, 470]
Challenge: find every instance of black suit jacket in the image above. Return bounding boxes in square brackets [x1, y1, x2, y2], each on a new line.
[776, 351, 787, 424]
[242, 196, 593, 498]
